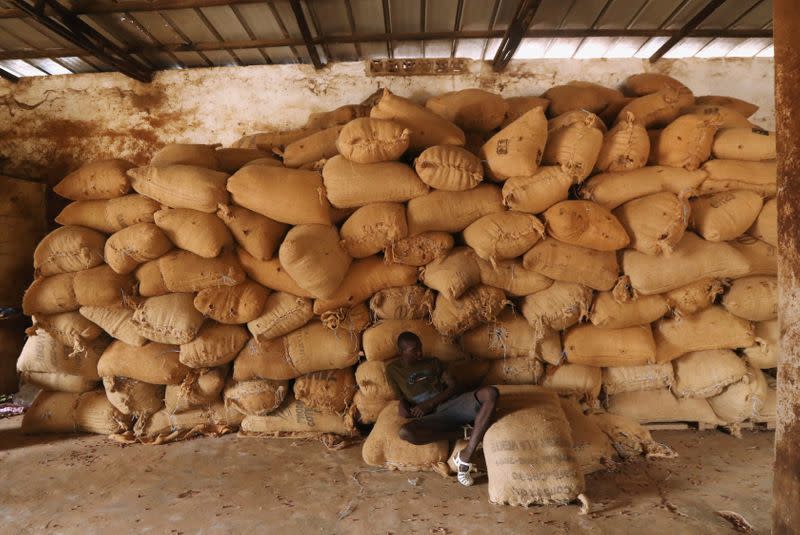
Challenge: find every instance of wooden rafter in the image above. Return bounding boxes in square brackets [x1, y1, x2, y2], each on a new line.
[491, 0, 542, 72]
[288, 0, 323, 68]
[11, 0, 151, 81]
[649, 0, 726, 63]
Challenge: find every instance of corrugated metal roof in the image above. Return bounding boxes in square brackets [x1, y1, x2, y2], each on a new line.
[0, 0, 774, 81]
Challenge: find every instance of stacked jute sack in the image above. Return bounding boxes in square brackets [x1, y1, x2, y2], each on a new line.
[17, 73, 775, 506]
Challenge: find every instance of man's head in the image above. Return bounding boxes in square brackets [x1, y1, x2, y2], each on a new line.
[397, 331, 422, 363]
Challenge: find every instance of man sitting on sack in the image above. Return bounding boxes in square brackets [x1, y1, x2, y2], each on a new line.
[386, 331, 499, 486]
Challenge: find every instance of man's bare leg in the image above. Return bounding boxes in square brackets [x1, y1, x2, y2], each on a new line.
[458, 386, 499, 463]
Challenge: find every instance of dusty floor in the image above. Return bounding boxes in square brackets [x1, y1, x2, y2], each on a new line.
[0, 415, 773, 535]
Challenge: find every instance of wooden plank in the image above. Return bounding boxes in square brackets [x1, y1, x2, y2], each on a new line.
[648, 0, 726, 63]
[491, 0, 543, 72]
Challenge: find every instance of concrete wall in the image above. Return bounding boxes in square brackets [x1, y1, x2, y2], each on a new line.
[0, 58, 774, 184]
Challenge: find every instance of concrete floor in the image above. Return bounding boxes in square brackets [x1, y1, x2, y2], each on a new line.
[0, 415, 773, 535]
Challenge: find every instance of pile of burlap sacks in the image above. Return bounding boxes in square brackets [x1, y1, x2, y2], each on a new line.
[17, 73, 777, 506]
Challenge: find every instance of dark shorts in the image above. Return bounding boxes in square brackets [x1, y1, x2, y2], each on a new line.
[415, 390, 482, 430]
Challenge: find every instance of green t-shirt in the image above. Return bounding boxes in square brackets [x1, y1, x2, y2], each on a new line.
[386, 357, 445, 404]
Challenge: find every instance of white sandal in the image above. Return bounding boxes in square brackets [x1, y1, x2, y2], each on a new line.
[454, 451, 485, 487]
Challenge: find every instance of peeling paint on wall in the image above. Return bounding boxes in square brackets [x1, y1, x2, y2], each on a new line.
[0, 58, 774, 185]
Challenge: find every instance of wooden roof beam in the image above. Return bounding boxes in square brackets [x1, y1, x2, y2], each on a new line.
[288, 0, 323, 68]
[649, 0, 726, 63]
[492, 0, 542, 72]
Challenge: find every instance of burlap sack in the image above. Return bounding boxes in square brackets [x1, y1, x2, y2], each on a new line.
[596, 111, 650, 172]
[336, 117, 410, 163]
[136, 249, 245, 296]
[548, 109, 607, 132]
[501, 166, 572, 215]
[477, 257, 553, 297]
[224, 378, 288, 416]
[607, 388, 724, 425]
[730, 236, 777, 276]
[653, 306, 754, 363]
[695, 95, 758, 117]
[425, 88, 508, 132]
[128, 165, 229, 213]
[33, 226, 106, 277]
[590, 412, 676, 459]
[340, 203, 407, 258]
[23, 272, 78, 315]
[463, 212, 544, 262]
[247, 291, 313, 341]
[322, 155, 429, 209]
[233, 321, 360, 381]
[523, 239, 619, 291]
[193, 280, 268, 325]
[293, 368, 357, 414]
[580, 165, 706, 210]
[722, 276, 777, 321]
[355, 360, 396, 400]
[384, 232, 454, 266]
[306, 103, 370, 129]
[370, 88, 465, 150]
[406, 183, 504, 235]
[484, 386, 585, 506]
[164, 366, 227, 413]
[153, 208, 231, 258]
[237, 249, 313, 297]
[17, 330, 105, 379]
[544, 85, 607, 116]
[22, 390, 131, 435]
[369, 285, 434, 320]
[681, 104, 753, 128]
[179, 323, 249, 368]
[542, 121, 603, 182]
[139, 402, 243, 443]
[54, 159, 134, 200]
[227, 164, 331, 224]
[240, 396, 357, 438]
[481, 107, 548, 181]
[98, 340, 188, 384]
[707, 366, 768, 424]
[693, 189, 763, 242]
[590, 291, 668, 329]
[31, 311, 102, 351]
[21, 371, 98, 393]
[522, 281, 593, 332]
[232, 128, 321, 151]
[541, 364, 602, 400]
[700, 160, 776, 196]
[132, 293, 205, 344]
[748, 197, 777, 246]
[481, 357, 544, 386]
[313, 256, 418, 314]
[461, 309, 560, 362]
[103, 376, 165, 415]
[712, 127, 775, 161]
[653, 114, 719, 170]
[215, 148, 272, 173]
[622, 232, 749, 294]
[602, 364, 674, 396]
[241, 156, 284, 168]
[560, 397, 617, 475]
[320, 302, 371, 333]
[664, 277, 724, 317]
[80, 305, 147, 346]
[431, 285, 507, 337]
[564, 324, 656, 367]
[73, 265, 136, 308]
[599, 97, 633, 126]
[361, 319, 467, 362]
[613, 192, 689, 256]
[55, 194, 162, 233]
[104, 222, 173, 274]
[672, 350, 748, 398]
[502, 96, 551, 126]
[544, 200, 629, 251]
[217, 204, 288, 261]
[281, 125, 343, 168]
[279, 224, 352, 299]
[414, 145, 483, 191]
[151, 143, 220, 169]
[625, 73, 691, 97]
[616, 87, 684, 129]
[362, 401, 449, 473]
[743, 320, 778, 369]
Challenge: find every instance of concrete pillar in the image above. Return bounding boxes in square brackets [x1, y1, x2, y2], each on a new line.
[773, 1, 800, 533]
